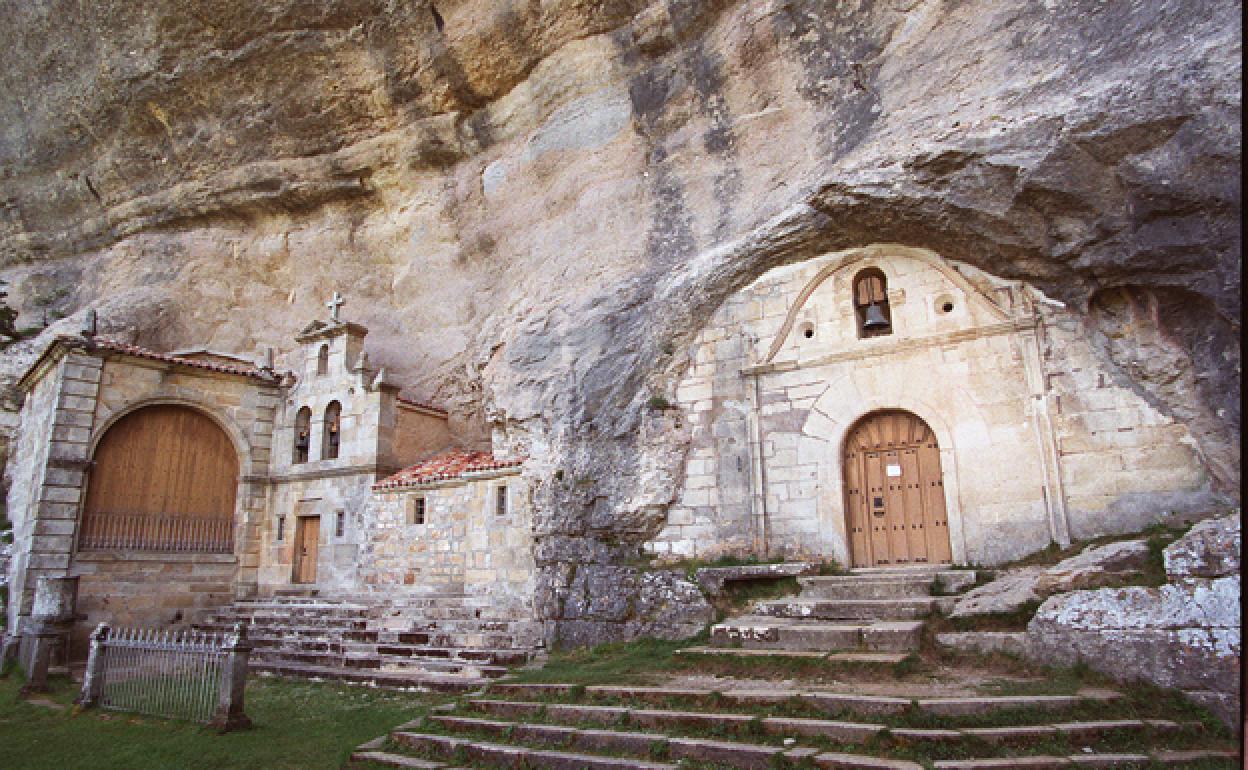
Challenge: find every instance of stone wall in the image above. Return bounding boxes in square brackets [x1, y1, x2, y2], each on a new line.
[258, 474, 376, 593]
[70, 551, 235, 654]
[1040, 311, 1219, 538]
[2, 351, 65, 633]
[647, 245, 1212, 566]
[391, 404, 454, 467]
[362, 470, 535, 620]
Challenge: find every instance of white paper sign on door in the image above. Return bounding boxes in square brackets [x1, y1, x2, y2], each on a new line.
[885, 464, 902, 477]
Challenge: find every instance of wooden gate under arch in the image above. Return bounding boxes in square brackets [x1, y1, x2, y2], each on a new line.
[79, 405, 239, 552]
[843, 410, 952, 568]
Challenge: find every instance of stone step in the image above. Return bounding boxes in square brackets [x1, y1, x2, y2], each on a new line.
[752, 596, 953, 621]
[930, 750, 1240, 769]
[678, 646, 910, 663]
[481, 683, 1124, 718]
[199, 617, 536, 644]
[711, 616, 924, 651]
[443, 709, 1185, 748]
[393, 731, 679, 770]
[848, 564, 957, 575]
[371, 732, 1235, 770]
[251, 660, 490, 692]
[250, 647, 508, 676]
[349, 750, 450, 769]
[798, 570, 976, 599]
[432, 715, 801, 769]
[694, 561, 820, 594]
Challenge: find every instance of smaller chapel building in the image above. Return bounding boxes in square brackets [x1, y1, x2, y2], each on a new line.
[3, 304, 537, 656]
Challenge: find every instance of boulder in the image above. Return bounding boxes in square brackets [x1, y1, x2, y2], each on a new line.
[1027, 576, 1241, 727]
[950, 539, 1150, 619]
[1164, 513, 1241, 582]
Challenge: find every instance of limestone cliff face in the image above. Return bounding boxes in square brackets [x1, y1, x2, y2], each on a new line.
[0, 1, 1240, 644]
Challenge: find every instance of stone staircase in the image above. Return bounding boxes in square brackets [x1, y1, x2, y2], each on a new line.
[349, 682, 1236, 769]
[195, 591, 543, 692]
[343, 563, 1238, 768]
[688, 565, 977, 661]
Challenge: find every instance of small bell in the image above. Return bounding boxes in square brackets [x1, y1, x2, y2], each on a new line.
[862, 302, 890, 331]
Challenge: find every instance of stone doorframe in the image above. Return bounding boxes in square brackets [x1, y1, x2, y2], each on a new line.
[809, 392, 970, 567]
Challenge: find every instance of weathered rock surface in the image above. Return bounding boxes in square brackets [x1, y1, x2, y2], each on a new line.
[0, 1, 1240, 644]
[950, 539, 1150, 619]
[694, 562, 817, 596]
[1027, 515, 1242, 727]
[1164, 513, 1240, 582]
[553, 567, 713, 646]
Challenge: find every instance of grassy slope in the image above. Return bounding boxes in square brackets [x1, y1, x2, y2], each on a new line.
[0, 674, 443, 770]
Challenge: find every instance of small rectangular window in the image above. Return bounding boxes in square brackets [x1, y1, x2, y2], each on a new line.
[495, 485, 508, 517]
[276, 516, 285, 541]
[335, 510, 345, 538]
[408, 496, 426, 526]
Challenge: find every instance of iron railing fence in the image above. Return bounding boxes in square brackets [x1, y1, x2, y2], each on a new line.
[78, 512, 233, 553]
[96, 627, 229, 723]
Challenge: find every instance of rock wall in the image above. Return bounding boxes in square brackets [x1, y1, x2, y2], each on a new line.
[1027, 514, 1242, 727]
[0, 1, 1240, 645]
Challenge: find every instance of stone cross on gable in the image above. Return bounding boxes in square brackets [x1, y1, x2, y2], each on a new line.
[326, 291, 344, 322]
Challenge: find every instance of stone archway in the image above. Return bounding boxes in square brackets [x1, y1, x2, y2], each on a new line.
[80, 404, 239, 553]
[842, 410, 952, 568]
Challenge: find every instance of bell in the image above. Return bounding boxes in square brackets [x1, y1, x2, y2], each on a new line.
[862, 302, 890, 331]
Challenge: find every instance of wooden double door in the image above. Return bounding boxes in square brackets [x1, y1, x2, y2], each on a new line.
[844, 411, 952, 568]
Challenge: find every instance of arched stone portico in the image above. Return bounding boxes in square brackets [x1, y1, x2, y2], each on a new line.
[798, 380, 975, 566]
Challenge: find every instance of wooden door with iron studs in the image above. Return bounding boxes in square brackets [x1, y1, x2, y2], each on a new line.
[844, 410, 952, 568]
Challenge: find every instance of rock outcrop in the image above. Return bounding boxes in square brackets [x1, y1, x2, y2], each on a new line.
[950, 538, 1151, 619]
[0, 1, 1240, 644]
[1027, 514, 1241, 727]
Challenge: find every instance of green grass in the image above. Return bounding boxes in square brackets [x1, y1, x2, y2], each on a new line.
[504, 635, 703, 686]
[0, 672, 444, 769]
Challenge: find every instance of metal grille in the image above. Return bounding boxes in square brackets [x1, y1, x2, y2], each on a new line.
[79, 512, 233, 553]
[98, 628, 228, 723]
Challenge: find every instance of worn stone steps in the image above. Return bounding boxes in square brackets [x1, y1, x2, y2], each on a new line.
[252, 661, 490, 692]
[358, 720, 1227, 770]
[482, 683, 1125, 718]
[678, 646, 911, 663]
[249, 647, 510, 677]
[708, 563, 977, 657]
[712, 616, 925, 651]
[352, 678, 1234, 770]
[198, 594, 541, 687]
[458, 699, 1187, 746]
[392, 731, 679, 769]
[798, 570, 976, 599]
[752, 596, 954, 621]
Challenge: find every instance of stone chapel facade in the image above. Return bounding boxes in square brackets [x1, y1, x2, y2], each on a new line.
[3, 308, 536, 654]
[646, 244, 1216, 567]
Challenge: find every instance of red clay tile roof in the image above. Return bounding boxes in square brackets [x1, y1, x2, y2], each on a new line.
[396, 394, 448, 416]
[91, 337, 278, 381]
[374, 449, 524, 490]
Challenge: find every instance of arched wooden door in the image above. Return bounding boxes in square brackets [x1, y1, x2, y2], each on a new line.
[843, 410, 952, 568]
[80, 405, 239, 552]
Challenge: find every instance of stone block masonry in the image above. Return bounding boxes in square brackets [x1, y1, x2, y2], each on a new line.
[647, 245, 1215, 567]
[363, 468, 536, 622]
